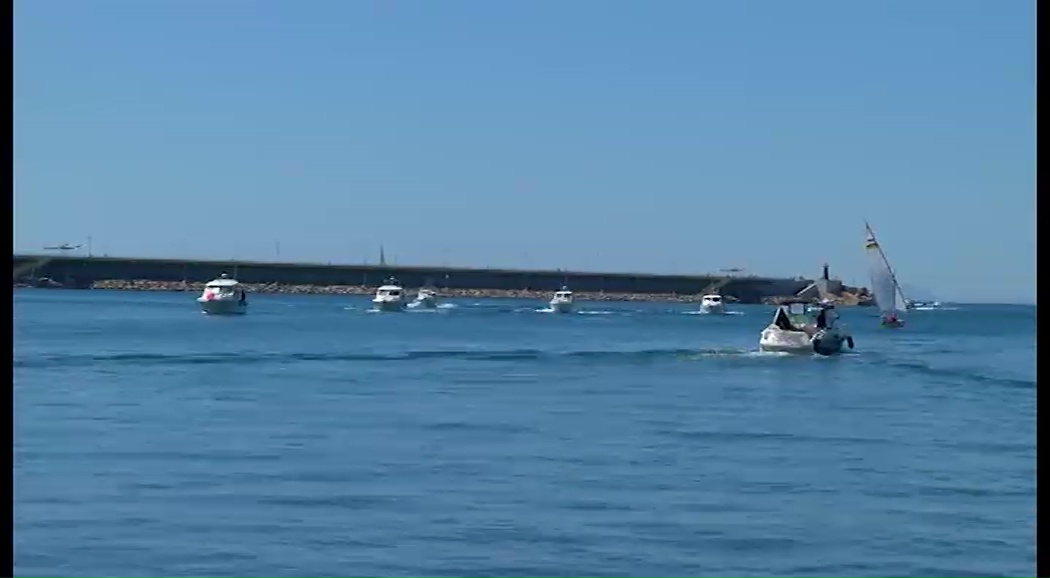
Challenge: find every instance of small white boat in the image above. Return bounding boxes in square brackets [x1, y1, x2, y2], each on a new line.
[372, 277, 407, 312]
[759, 300, 854, 356]
[410, 287, 438, 309]
[699, 294, 726, 314]
[196, 273, 248, 315]
[549, 286, 575, 313]
[906, 299, 942, 310]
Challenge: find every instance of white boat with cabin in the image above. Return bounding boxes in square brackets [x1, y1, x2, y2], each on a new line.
[906, 299, 942, 310]
[372, 277, 407, 311]
[410, 287, 439, 309]
[759, 300, 854, 356]
[196, 273, 248, 315]
[699, 294, 726, 314]
[549, 286, 575, 313]
[864, 221, 907, 328]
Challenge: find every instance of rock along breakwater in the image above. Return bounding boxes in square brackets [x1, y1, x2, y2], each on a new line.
[13, 254, 871, 304]
[88, 279, 726, 303]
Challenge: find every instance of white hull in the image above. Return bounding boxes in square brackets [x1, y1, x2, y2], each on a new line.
[759, 326, 848, 356]
[197, 297, 247, 315]
[907, 301, 941, 310]
[372, 299, 406, 312]
[700, 303, 726, 315]
[373, 281, 407, 311]
[549, 299, 574, 313]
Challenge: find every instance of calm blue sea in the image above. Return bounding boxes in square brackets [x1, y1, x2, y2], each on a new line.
[13, 289, 1036, 577]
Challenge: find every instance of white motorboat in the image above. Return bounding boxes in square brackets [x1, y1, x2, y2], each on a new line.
[759, 300, 854, 356]
[196, 273, 248, 315]
[864, 221, 907, 328]
[372, 277, 407, 311]
[699, 294, 726, 314]
[906, 299, 942, 310]
[549, 286, 575, 313]
[410, 287, 438, 309]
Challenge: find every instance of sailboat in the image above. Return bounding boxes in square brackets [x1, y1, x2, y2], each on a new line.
[864, 221, 907, 328]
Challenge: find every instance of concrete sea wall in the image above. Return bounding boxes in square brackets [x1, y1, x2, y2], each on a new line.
[13, 255, 813, 303]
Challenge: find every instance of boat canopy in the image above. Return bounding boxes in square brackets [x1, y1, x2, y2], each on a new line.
[772, 307, 797, 331]
[773, 301, 817, 328]
[205, 278, 240, 289]
[778, 297, 822, 306]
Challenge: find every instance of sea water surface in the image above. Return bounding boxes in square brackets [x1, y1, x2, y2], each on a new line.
[13, 289, 1036, 577]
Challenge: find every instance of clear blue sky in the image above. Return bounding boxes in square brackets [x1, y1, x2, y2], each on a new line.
[14, 0, 1034, 303]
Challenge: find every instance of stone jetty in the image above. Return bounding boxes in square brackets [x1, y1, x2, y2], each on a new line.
[62, 279, 872, 305]
[88, 279, 728, 303]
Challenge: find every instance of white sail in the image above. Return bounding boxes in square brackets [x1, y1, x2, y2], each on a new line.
[892, 279, 907, 312]
[864, 224, 906, 317]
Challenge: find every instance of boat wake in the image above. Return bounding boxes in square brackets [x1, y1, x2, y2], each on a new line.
[533, 308, 614, 315]
[405, 303, 457, 313]
[860, 351, 1033, 389]
[689, 348, 859, 359]
[15, 344, 873, 369]
[14, 347, 696, 367]
[534, 307, 582, 314]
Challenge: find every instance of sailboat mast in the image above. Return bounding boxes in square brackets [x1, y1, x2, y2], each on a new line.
[864, 221, 909, 306]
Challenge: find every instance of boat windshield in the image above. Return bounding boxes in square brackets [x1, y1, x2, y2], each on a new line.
[772, 308, 795, 330]
[774, 304, 812, 329]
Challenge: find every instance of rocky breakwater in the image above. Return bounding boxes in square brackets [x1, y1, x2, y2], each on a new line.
[89, 279, 742, 303]
[834, 288, 876, 307]
[763, 285, 875, 307]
